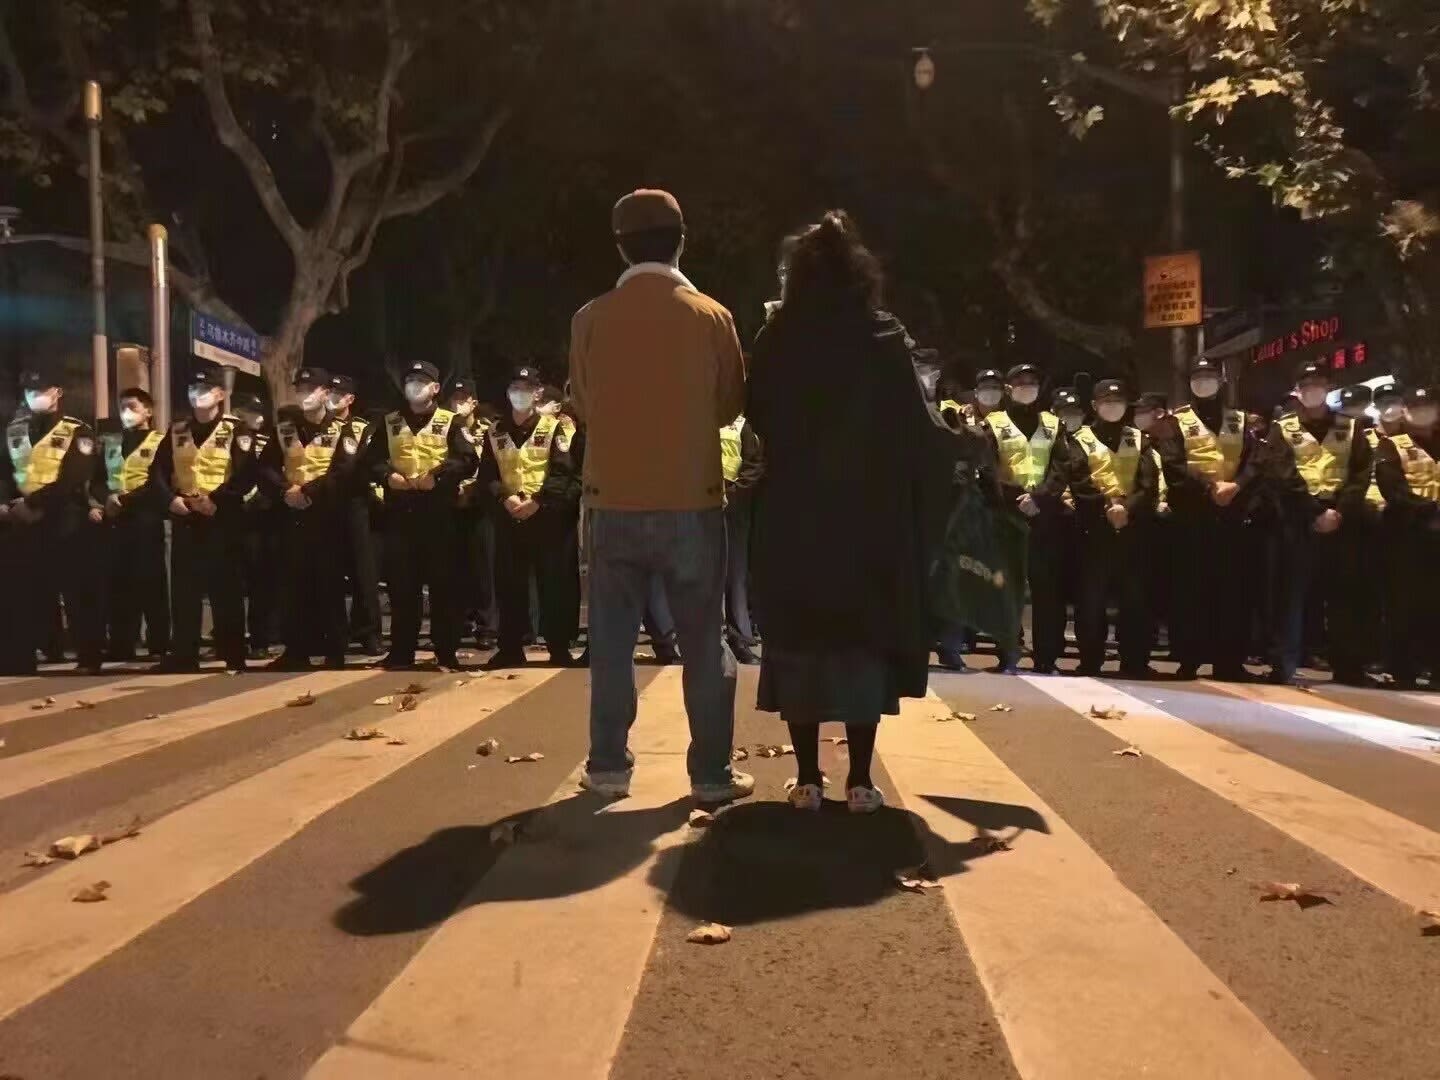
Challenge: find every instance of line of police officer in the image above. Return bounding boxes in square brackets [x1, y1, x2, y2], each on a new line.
[949, 357, 1440, 688]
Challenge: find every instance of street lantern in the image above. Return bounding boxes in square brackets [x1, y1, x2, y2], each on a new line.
[913, 49, 936, 91]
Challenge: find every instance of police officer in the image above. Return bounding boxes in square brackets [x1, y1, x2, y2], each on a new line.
[445, 376, 497, 651]
[1030, 386, 1086, 672]
[100, 387, 169, 662]
[1042, 377, 1158, 677]
[361, 360, 476, 670]
[478, 365, 583, 669]
[150, 366, 257, 673]
[230, 391, 281, 659]
[720, 411, 763, 664]
[1155, 357, 1258, 681]
[0, 370, 105, 674]
[327, 374, 384, 656]
[1340, 383, 1387, 670]
[1260, 359, 1372, 685]
[1374, 384, 1439, 687]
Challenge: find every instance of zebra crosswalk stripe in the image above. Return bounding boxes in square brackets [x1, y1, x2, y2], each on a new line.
[0, 672, 213, 732]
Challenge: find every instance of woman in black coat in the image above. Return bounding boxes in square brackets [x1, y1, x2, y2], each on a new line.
[748, 210, 961, 813]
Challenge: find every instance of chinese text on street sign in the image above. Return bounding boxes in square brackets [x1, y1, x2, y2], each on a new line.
[191, 313, 261, 377]
[1143, 252, 1202, 329]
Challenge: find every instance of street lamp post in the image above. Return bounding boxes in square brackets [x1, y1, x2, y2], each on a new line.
[148, 225, 171, 429]
[84, 80, 109, 419]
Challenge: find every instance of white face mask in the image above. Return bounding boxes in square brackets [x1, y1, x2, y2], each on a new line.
[1190, 376, 1221, 400]
[1133, 410, 1159, 432]
[1379, 403, 1404, 424]
[1060, 412, 1084, 433]
[188, 387, 220, 411]
[1096, 401, 1127, 423]
[508, 389, 536, 413]
[301, 389, 328, 413]
[120, 408, 146, 430]
[1407, 406, 1438, 428]
[1010, 385, 1039, 407]
[976, 389, 1003, 409]
[24, 390, 56, 414]
[404, 382, 435, 407]
[452, 399, 476, 417]
[1297, 386, 1329, 410]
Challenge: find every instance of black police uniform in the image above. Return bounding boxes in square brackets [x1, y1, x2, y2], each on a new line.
[1030, 388, 1085, 672]
[1040, 389, 1159, 676]
[1259, 372, 1372, 684]
[1, 390, 105, 673]
[327, 375, 384, 654]
[99, 419, 170, 660]
[359, 362, 477, 668]
[148, 373, 259, 671]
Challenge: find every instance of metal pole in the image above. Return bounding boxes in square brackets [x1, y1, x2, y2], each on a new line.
[221, 364, 236, 414]
[84, 81, 109, 419]
[149, 224, 171, 429]
[1168, 78, 1188, 405]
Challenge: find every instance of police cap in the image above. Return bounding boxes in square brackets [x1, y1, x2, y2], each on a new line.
[19, 370, 56, 391]
[1093, 378, 1126, 400]
[293, 366, 330, 388]
[974, 368, 1004, 388]
[404, 361, 441, 383]
[1190, 356, 1222, 376]
[1052, 387, 1080, 410]
[1373, 381, 1403, 404]
[230, 391, 265, 415]
[1135, 392, 1168, 410]
[510, 365, 542, 385]
[1006, 363, 1040, 383]
[1295, 358, 1330, 383]
[447, 377, 477, 399]
[1337, 384, 1371, 409]
[188, 365, 224, 389]
[328, 374, 356, 396]
[1404, 385, 1437, 407]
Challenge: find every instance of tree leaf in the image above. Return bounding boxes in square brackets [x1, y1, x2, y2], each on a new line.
[74, 699, 98, 710]
[1257, 881, 1336, 907]
[396, 695, 419, 712]
[940, 711, 977, 723]
[99, 816, 142, 845]
[372, 696, 395, 706]
[1089, 705, 1127, 720]
[1113, 745, 1143, 757]
[686, 922, 732, 944]
[73, 881, 112, 903]
[989, 704, 1014, 713]
[286, 691, 316, 707]
[476, 738, 501, 757]
[731, 747, 749, 762]
[50, 835, 101, 859]
[344, 727, 387, 741]
[505, 752, 545, 763]
[22, 850, 54, 868]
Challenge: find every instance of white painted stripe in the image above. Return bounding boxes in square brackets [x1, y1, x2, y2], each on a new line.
[1212, 681, 1440, 765]
[0, 673, 214, 731]
[0, 670, 366, 800]
[1024, 676, 1440, 913]
[879, 692, 1311, 1080]
[0, 668, 560, 1023]
[307, 668, 697, 1080]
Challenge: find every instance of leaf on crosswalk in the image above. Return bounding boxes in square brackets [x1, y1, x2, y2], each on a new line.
[476, 738, 501, 757]
[939, 711, 976, 723]
[1113, 745, 1143, 758]
[686, 922, 732, 944]
[823, 736, 848, 745]
[503, 673, 520, 681]
[396, 695, 419, 713]
[989, 703, 1013, 713]
[1294, 685, 1316, 695]
[688, 808, 715, 829]
[490, 821, 519, 846]
[144, 713, 160, 720]
[99, 816, 142, 845]
[74, 699, 98, 711]
[755, 745, 783, 758]
[1089, 705, 1127, 720]
[286, 691, 316, 708]
[396, 683, 425, 695]
[780, 744, 795, 755]
[31, 696, 57, 711]
[344, 727, 388, 741]
[455, 679, 468, 688]
[72, 880, 111, 903]
[386, 737, 408, 746]
[974, 829, 1012, 853]
[506, 752, 545, 764]
[22, 850, 54, 868]
[730, 747, 749, 762]
[372, 695, 395, 706]
[50, 835, 101, 859]
[1257, 881, 1336, 908]
[895, 864, 941, 892]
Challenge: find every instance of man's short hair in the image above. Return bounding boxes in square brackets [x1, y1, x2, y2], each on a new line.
[119, 387, 153, 408]
[617, 226, 684, 266]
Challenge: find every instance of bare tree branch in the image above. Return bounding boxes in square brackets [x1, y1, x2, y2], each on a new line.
[0, 4, 85, 160]
[380, 104, 512, 221]
[188, 0, 308, 256]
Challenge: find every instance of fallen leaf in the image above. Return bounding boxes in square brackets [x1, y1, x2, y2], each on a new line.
[344, 727, 388, 741]
[1225, 867, 1238, 876]
[490, 822, 518, 846]
[686, 922, 732, 944]
[396, 694, 419, 712]
[989, 703, 1013, 713]
[779, 744, 795, 756]
[99, 816, 142, 845]
[688, 808, 715, 829]
[396, 683, 425, 695]
[386, 737, 408, 746]
[72, 880, 111, 903]
[468, 672, 488, 681]
[144, 713, 160, 720]
[1089, 705, 1127, 720]
[50, 835, 101, 859]
[505, 752, 545, 764]
[1257, 881, 1336, 908]
[1294, 685, 1316, 694]
[730, 747, 749, 762]
[22, 850, 54, 868]
[895, 864, 941, 892]
[74, 699, 98, 711]
[476, 738, 501, 757]
[755, 745, 783, 758]
[455, 679, 468, 688]
[31, 696, 57, 711]
[1113, 745, 1143, 758]
[503, 673, 520, 680]
[822, 736, 848, 746]
[372, 695, 395, 706]
[286, 692, 316, 708]
[974, 829, 1012, 853]
[940, 711, 977, 723]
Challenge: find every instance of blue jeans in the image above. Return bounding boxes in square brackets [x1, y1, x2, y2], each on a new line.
[587, 508, 736, 786]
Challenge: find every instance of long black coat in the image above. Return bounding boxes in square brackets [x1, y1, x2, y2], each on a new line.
[747, 306, 962, 699]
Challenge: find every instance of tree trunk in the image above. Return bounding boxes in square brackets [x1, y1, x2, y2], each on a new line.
[262, 282, 325, 404]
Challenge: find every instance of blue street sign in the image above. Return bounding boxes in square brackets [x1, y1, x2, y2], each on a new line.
[191, 312, 261, 377]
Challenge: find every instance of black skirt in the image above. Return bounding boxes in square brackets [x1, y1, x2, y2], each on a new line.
[756, 646, 901, 724]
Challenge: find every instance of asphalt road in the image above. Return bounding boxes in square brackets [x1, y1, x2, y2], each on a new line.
[0, 655, 1438, 1079]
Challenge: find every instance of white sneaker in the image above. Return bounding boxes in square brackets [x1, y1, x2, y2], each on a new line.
[580, 770, 631, 799]
[786, 781, 823, 811]
[847, 785, 884, 814]
[692, 771, 756, 806]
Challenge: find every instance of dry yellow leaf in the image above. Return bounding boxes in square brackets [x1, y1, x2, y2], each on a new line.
[940, 710, 977, 723]
[730, 747, 749, 762]
[822, 736, 848, 746]
[286, 692, 316, 708]
[975, 829, 1012, 853]
[74, 699, 98, 711]
[386, 737, 408, 746]
[989, 703, 1013, 713]
[686, 922, 732, 945]
[1089, 705, 1127, 721]
[505, 752, 545, 764]
[476, 738, 501, 757]
[1113, 745, 1143, 758]
[344, 727, 387, 741]
[895, 864, 941, 892]
[72, 880, 111, 903]
[396, 683, 425, 695]
[455, 679, 468, 688]
[396, 694, 419, 712]
[50, 835, 101, 859]
[22, 850, 53, 868]
[99, 816, 142, 845]
[1257, 881, 1335, 907]
[779, 744, 795, 756]
[503, 673, 520, 680]
[143, 713, 160, 720]
[31, 696, 56, 711]
[688, 808, 715, 829]
[372, 695, 395, 706]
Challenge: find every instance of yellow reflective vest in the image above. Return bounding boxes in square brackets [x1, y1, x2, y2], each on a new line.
[7, 415, 80, 495]
[985, 410, 1058, 492]
[720, 416, 746, 483]
[386, 407, 455, 481]
[1386, 432, 1438, 502]
[278, 417, 345, 487]
[1278, 414, 1354, 498]
[171, 415, 238, 496]
[490, 413, 573, 498]
[1151, 447, 1168, 505]
[103, 429, 163, 495]
[1171, 405, 1245, 484]
[1364, 428, 1386, 509]
[1074, 425, 1143, 499]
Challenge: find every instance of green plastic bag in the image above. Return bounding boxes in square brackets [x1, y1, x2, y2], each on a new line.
[928, 484, 1028, 651]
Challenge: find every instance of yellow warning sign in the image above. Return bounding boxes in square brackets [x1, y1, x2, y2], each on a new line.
[1143, 252, 1202, 329]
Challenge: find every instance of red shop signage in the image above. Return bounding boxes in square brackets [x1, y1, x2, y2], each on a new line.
[1252, 316, 1342, 364]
